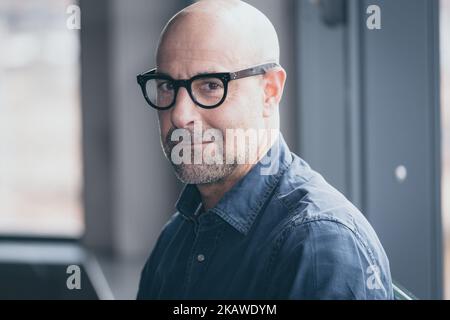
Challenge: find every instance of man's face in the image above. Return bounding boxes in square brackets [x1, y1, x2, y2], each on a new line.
[156, 17, 266, 184]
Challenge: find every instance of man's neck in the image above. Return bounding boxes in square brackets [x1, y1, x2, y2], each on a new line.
[196, 163, 254, 211]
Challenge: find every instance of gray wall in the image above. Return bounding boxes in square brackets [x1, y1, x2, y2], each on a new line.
[362, 0, 442, 299]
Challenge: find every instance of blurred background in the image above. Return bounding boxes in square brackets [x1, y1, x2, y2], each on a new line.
[0, 0, 448, 299]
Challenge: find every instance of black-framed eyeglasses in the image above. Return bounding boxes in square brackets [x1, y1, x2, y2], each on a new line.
[136, 62, 279, 110]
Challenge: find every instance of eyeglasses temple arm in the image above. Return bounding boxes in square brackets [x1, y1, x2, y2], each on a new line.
[230, 63, 280, 80]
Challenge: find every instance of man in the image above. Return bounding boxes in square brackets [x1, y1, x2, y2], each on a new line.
[136, 0, 393, 299]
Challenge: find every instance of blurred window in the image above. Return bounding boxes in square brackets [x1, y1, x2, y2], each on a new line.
[0, 0, 83, 237]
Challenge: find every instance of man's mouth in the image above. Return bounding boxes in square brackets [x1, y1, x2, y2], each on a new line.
[176, 138, 215, 146]
[178, 141, 213, 147]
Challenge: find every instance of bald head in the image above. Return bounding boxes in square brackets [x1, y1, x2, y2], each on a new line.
[156, 0, 280, 71]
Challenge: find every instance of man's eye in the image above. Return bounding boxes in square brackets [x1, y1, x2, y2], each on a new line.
[201, 82, 222, 91]
[158, 82, 174, 91]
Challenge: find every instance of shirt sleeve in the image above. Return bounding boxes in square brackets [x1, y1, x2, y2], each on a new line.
[136, 212, 181, 299]
[267, 219, 393, 299]
[136, 239, 161, 300]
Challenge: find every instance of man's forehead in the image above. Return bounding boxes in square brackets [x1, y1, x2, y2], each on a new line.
[157, 48, 241, 78]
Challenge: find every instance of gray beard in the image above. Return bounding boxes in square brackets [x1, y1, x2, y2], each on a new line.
[162, 135, 238, 184]
[170, 162, 237, 184]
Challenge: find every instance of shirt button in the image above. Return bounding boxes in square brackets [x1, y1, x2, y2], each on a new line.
[197, 254, 205, 262]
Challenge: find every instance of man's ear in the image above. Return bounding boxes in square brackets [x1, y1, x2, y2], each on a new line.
[262, 67, 287, 117]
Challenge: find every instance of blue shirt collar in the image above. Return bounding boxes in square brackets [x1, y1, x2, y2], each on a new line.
[175, 132, 293, 235]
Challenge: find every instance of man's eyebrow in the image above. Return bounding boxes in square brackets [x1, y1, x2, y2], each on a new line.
[195, 70, 219, 76]
[155, 68, 226, 79]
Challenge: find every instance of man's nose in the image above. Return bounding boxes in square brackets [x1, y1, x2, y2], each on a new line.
[170, 87, 202, 129]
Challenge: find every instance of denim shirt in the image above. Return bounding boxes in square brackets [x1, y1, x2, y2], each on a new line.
[137, 134, 393, 299]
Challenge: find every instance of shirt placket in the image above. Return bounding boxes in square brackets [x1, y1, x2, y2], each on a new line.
[182, 212, 223, 297]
